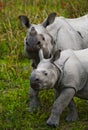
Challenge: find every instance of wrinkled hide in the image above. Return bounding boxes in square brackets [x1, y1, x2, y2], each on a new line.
[19, 13, 88, 68]
[30, 49, 88, 99]
[30, 49, 88, 127]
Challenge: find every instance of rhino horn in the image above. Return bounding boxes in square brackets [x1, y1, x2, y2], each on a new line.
[30, 27, 37, 36]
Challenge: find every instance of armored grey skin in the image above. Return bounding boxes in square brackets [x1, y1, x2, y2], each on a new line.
[19, 13, 88, 117]
[30, 49, 88, 127]
[19, 13, 88, 68]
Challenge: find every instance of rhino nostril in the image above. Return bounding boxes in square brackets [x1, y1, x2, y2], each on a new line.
[35, 78, 39, 81]
[26, 41, 29, 45]
[37, 41, 41, 45]
[42, 37, 45, 41]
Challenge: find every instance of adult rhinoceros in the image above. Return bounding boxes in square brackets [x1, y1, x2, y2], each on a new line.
[19, 13, 88, 68]
[30, 49, 88, 127]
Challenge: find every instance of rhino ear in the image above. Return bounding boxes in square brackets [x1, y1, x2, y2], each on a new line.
[51, 49, 61, 62]
[42, 12, 56, 28]
[18, 15, 31, 28]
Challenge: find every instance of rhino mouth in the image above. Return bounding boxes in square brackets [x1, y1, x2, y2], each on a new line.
[26, 45, 40, 53]
[30, 81, 52, 90]
[30, 81, 50, 90]
[30, 81, 42, 90]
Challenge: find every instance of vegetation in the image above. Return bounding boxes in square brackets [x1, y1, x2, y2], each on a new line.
[0, 0, 88, 129]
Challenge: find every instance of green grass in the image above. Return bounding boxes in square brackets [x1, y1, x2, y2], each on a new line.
[0, 0, 88, 129]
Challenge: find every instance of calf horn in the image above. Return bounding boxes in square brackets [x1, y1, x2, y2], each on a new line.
[39, 49, 44, 61]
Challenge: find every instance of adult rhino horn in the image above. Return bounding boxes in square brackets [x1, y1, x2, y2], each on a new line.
[30, 27, 37, 36]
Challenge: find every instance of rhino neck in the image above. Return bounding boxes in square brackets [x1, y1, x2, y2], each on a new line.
[46, 17, 65, 38]
[45, 32, 56, 58]
[53, 51, 71, 86]
[52, 62, 63, 87]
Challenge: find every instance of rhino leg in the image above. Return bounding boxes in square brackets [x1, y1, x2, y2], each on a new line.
[54, 87, 60, 100]
[54, 88, 78, 122]
[29, 87, 40, 112]
[66, 99, 78, 122]
[47, 88, 75, 127]
[30, 59, 37, 69]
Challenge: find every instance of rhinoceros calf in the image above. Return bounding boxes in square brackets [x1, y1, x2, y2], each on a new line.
[30, 49, 88, 127]
[19, 13, 88, 68]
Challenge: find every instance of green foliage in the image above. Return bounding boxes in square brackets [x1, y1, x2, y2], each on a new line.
[0, 0, 88, 129]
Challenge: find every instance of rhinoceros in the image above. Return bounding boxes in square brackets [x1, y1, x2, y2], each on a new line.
[19, 13, 88, 68]
[30, 49, 88, 127]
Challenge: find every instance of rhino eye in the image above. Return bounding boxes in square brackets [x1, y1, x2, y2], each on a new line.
[42, 36, 45, 41]
[40, 34, 45, 41]
[43, 71, 48, 76]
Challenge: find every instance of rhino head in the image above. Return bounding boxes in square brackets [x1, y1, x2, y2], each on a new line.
[19, 13, 56, 66]
[30, 49, 61, 90]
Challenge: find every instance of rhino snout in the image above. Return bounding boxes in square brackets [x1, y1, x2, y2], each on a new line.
[25, 38, 41, 52]
[30, 75, 40, 83]
[30, 73, 42, 90]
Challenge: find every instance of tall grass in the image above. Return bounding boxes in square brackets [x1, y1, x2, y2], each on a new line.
[0, 0, 88, 129]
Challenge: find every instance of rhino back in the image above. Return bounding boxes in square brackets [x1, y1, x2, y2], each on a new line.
[47, 17, 84, 50]
[55, 49, 87, 92]
[74, 48, 88, 73]
[66, 14, 88, 46]
[47, 15, 88, 49]
[56, 25, 84, 50]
